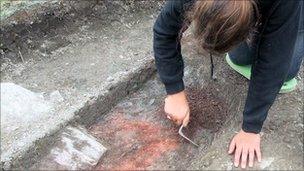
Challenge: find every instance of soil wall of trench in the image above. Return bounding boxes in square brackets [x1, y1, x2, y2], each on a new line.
[0, 0, 164, 64]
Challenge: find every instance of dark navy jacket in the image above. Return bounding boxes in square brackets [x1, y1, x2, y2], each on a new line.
[153, 0, 302, 133]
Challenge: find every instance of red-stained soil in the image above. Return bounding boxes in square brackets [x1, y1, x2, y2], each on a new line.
[89, 86, 228, 170]
[89, 112, 179, 170]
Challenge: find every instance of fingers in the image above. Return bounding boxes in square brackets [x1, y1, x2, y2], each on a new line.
[166, 109, 189, 126]
[182, 111, 190, 127]
[175, 119, 182, 126]
[229, 130, 261, 169]
[241, 148, 248, 169]
[166, 113, 173, 121]
[255, 146, 262, 162]
[248, 149, 255, 167]
[234, 146, 242, 167]
[167, 113, 182, 125]
[228, 138, 236, 154]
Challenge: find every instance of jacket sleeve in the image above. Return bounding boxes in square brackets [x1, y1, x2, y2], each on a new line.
[242, 0, 301, 133]
[153, 0, 190, 94]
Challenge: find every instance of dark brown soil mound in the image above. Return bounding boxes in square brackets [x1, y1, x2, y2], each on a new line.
[183, 86, 228, 137]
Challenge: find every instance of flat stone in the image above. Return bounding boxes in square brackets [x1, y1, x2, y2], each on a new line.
[31, 126, 107, 170]
[1, 83, 53, 168]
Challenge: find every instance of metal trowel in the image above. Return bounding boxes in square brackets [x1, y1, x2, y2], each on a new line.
[178, 125, 199, 147]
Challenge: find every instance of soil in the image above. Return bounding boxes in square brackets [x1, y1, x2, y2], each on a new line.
[1, 1, 162, 169]
[184, 86, 228, 137]
[88, 82, 229, 170]
[0, 0, 163, 66]
[2, 0, 302, 169]
[157, 86, 229, 140]
[89, 112, 179, 170]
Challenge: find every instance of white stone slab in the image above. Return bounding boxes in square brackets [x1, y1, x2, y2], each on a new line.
[32, 126, 107, 170]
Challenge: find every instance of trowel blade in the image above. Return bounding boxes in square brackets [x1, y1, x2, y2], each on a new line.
[178, 125, 199, 147]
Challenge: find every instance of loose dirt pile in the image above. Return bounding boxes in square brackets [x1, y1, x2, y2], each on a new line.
[182, 86, 228, 137]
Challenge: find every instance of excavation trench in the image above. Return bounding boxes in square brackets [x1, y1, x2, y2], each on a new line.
[2, 0, 303, 170]
[85, 51, 247, 170]
[88, 75, 234, 170]
[1, 0, 246, 169]
[86, 47, 248, 170]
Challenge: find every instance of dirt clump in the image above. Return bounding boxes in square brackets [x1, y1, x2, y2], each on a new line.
[182, 86, 228, 137]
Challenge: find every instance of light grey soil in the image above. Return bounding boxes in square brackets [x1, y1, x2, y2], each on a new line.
[1, 1, 162, 169]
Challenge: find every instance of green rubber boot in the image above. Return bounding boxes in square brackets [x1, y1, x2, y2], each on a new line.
[225, 54, 297, 93]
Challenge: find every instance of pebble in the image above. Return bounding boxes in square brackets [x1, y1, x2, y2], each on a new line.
[50, 90, 64, 103]
[147, 99, 155, 106]
[118, 101, 133, 108]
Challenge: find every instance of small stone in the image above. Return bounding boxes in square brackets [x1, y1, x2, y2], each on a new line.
[147, 99, 155, 106]
[226, 164, 233, 171]
[297, 123, 304, 128]
[106, 76, 114, 82]
[259, 157, 274, 169]
[118, 101, 133, 108]
[50, 90, 64, 103]
[202, 159, 212, 167]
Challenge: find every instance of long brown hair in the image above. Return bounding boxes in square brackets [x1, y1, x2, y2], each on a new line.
[186, 0, 259, 54]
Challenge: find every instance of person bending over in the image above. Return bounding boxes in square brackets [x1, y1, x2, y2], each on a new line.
[153, 0, 303, 169]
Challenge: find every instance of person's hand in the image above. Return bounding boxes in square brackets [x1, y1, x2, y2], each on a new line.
[164, 90, 190, 126]
[228, 129, 261, 169]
